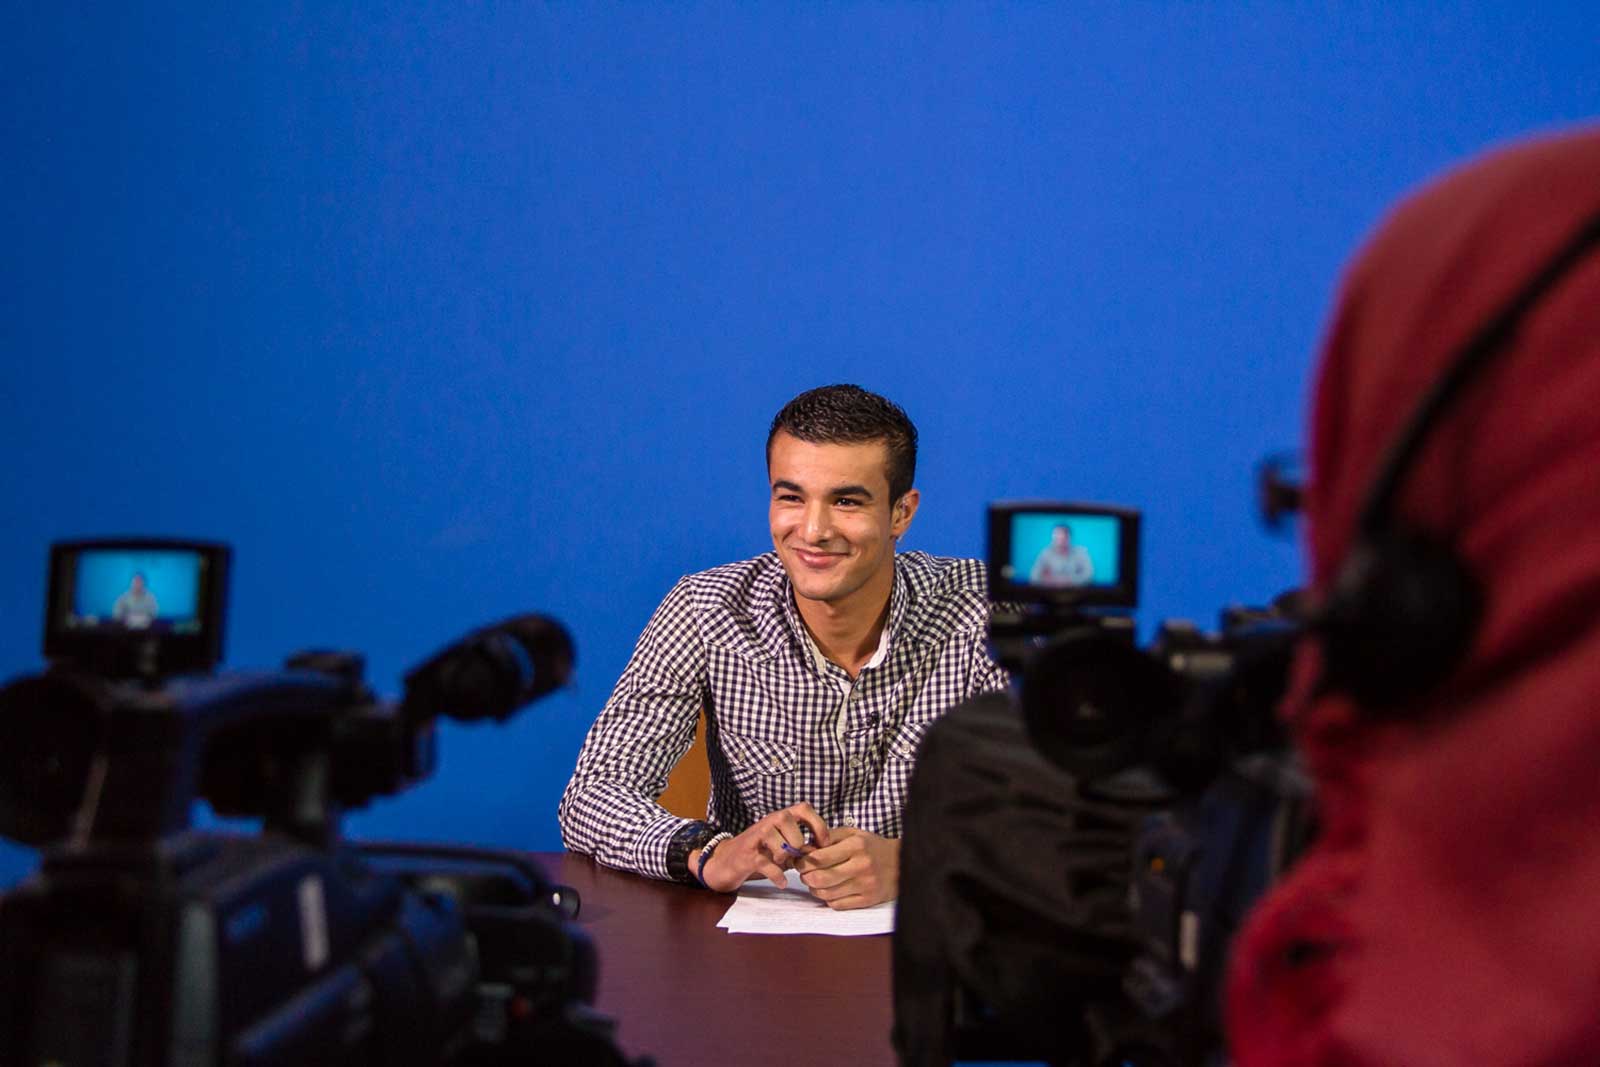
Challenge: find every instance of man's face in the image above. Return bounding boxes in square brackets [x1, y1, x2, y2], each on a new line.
[131, 574, 146, 594]
[768, 432, 919, 610]
[1052, 527, 1071, 549]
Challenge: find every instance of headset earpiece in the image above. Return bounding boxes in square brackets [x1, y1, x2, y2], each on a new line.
[1316, 529, 1484, 714]
[1311, 206, 1600, 718]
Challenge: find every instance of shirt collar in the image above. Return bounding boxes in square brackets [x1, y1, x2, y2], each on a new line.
[799, 607, 893, 677]
[769, 553, 909, 675]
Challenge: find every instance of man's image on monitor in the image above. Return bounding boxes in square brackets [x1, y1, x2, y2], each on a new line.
[1029, 523, 1094, 587]
[111, 571, 159, 629]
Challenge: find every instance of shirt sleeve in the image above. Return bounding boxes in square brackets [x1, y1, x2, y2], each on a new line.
[557, 576, 710, 880]
[965, 599, 1015, 699]
[963, 628, 1013, 699]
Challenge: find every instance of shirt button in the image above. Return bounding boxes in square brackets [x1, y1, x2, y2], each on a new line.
[769, 756, 783, 770]
[842, 814, 857, 827]
[848, 755, 863, 769]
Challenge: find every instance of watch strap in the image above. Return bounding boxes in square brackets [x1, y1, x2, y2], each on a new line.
[665, 820, 720, 885]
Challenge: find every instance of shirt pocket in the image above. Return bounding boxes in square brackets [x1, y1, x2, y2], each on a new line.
[872, 719, 934, 840]
[885, 719, 932, 763]
[721, 730, 799, 814]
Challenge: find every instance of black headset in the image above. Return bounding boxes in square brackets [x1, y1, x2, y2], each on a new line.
[1314, 206, 1600, 715]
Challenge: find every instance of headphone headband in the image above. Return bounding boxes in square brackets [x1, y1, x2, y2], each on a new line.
[1358, 208, 1600, 537]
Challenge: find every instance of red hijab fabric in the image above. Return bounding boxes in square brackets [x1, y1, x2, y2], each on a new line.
[1227, 126, 1600, 1067]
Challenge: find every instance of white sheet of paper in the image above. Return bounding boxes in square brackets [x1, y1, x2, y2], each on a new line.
[715, 869, 895, 936]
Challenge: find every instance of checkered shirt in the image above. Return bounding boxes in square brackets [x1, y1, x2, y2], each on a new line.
[557, 550, 1011, 882]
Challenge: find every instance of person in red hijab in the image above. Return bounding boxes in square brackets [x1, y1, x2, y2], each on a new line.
[1227, 125, 1600, 1067]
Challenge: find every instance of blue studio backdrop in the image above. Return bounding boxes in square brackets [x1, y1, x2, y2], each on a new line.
[1, 4, 1594, 883]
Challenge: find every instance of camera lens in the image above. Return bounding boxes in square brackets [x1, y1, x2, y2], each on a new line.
[1021, 627, 1169, 783]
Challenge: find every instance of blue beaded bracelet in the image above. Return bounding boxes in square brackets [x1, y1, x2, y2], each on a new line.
[695, 832, 733, 889]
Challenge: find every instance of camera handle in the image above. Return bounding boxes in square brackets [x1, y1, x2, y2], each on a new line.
[355, 840, 581, 919]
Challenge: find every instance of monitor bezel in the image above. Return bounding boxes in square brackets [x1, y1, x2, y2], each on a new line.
[987, 500, 1141, 609]
[43, 538, 231, 675]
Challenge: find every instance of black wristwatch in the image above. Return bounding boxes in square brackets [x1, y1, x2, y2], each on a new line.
[666, 820, 722, 885]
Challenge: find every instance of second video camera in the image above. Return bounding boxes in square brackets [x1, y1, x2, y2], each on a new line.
[0, 538, 644, 1067]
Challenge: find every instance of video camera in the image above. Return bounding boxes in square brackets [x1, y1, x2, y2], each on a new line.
[894, 504, 1311, 1067]
[0, 539, 646, 1067]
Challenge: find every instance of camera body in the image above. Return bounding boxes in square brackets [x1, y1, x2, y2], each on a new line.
[2, 828, 475, 1066]
[0, 539, 636, 1067]
[0, 825, 612, 1067]
[892, 505, 1309, 1067]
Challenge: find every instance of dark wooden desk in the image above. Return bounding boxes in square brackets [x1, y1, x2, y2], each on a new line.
[539, 852, 898, 1067]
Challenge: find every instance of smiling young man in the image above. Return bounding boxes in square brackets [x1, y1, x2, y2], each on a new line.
[558, 384, 1009, 907]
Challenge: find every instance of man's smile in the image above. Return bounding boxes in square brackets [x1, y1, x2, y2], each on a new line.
[792, 547, 846, 568]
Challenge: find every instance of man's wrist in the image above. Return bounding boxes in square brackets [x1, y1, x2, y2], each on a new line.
[694, 832, 735, 889]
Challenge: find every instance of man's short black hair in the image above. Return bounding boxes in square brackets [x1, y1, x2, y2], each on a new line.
[766, 384, 918, 502]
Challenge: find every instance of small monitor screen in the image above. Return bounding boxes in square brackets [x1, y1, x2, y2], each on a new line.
[1004, 512, 1122, 591]
[62, 547, 207, 635]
